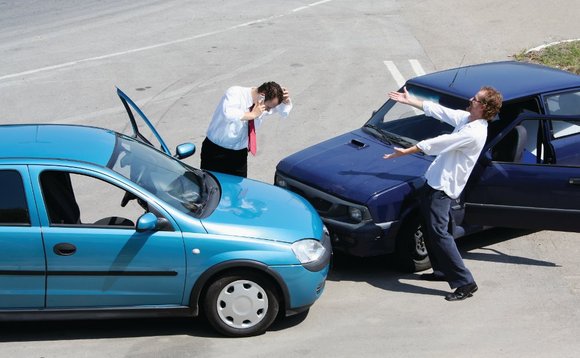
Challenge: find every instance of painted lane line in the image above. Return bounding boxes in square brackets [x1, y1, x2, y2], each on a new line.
[409, 59, 425, 76]
[0, 0, 335, 82]
[383, 60, 406, 88]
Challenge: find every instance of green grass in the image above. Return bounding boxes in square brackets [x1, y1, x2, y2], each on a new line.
[513, 40, 580, 75]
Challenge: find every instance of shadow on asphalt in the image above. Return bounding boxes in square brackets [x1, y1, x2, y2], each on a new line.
[0, 229, 557, 342]
[0, 316, 221, 342]
[0, 310, 310, 342]
[327, 227, 559, 297]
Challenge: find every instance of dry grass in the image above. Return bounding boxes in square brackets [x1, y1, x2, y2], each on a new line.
[513, 40, 580, 75]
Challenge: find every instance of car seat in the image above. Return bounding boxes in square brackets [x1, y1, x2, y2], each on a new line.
[491, 125, 528, 162]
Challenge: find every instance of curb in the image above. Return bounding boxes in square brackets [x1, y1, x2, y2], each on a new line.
[526, 39, 580, 53]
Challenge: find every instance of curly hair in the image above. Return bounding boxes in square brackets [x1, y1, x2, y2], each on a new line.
[479, 86, 503, 120]
[258, 81, 284, 104]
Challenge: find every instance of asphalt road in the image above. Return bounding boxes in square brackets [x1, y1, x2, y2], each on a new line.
[1, 0, 580, 357]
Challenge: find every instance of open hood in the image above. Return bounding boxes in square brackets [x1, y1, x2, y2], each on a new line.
[117, 87, 171, 156]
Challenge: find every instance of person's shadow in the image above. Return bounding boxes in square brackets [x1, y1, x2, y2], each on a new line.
[327, 227, 558, 297]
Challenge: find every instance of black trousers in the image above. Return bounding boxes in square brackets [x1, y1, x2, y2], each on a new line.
[200, 137, 248, 177]
[420, 185, 475, 289]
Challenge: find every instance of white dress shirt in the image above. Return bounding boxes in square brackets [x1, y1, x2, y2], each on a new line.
[416, 101, 488, 199]
[206, 86, 293, 150]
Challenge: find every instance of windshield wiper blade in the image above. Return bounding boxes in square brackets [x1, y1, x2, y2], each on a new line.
[363, 124, 392, 144]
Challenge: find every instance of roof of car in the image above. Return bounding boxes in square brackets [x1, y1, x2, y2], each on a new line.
[0, 124, 116, 166]
[407, 61, 580, 101]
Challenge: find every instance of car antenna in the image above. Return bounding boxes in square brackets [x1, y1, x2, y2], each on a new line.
[448, 54, 466, 88]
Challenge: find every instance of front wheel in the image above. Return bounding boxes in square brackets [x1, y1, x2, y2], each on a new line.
[395, 218, 431, 272]
[203, 271, 280, 337]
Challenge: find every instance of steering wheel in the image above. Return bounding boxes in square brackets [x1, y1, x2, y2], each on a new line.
[121, 191, 137, 207]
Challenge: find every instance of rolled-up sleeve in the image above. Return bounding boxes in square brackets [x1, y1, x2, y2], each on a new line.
[222, 87, 246, 121]
[423, 101, 467, 127]
[417, 131, 475, 156]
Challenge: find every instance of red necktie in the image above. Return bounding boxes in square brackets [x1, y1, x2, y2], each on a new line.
[248, 119, 257, 155]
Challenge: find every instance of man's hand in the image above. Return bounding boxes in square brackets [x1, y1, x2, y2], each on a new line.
[282, 87, 291, 104]
[388, 86, 423, 110]
[383, 147, 407, 159]
[383, 145, 421, 159]
[250, 102, 265, 119]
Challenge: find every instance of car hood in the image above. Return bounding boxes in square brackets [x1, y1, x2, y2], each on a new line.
[201, 173, 323, 243]
[277, 129, 432, 203]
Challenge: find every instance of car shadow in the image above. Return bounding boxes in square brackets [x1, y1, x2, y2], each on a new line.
[0, 317, 221, 342]
[327, 227, 559, 297]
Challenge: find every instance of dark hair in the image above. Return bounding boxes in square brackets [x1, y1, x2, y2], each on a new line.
[258, 82, 284, 104]
[480, 86, 503, 120]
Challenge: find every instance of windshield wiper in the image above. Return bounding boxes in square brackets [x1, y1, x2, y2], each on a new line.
[363, 124, 392, 144]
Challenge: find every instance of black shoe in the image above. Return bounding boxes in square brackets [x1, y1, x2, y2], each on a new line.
[420, 273, 447, 282]
[445, 282, 478, 301]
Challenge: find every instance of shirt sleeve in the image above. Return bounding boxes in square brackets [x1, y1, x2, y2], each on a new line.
[423, 101, 468, 128]
[221, 87, 247, 121]
[417, 129, 476, 156]
[274, 100, 293, 118]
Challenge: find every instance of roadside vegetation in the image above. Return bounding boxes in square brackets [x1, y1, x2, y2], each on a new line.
[514, 40, 580, 75]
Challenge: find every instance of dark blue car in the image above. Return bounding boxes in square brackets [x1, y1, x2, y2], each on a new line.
[275, 61, 580, 271]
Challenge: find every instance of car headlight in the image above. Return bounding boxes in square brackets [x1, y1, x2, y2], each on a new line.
[348, 207, 363, 222]
[275, 174, 288, 188]
[291, 239, 326, 264]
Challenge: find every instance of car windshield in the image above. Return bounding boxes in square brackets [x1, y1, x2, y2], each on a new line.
[364, 85, 468, 147]
[107, 135, 207, 216]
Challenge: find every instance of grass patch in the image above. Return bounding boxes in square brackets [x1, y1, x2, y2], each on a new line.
[513, 40, 580, 75]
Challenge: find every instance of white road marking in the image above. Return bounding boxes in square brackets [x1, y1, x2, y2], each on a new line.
[0, 0, 335, 82]
[409, 59, 425, 76]
[383, 60, 406, 88]
[293, 0, 334, 12]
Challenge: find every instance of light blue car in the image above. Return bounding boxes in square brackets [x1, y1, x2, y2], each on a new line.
[0, 88, 330, 337]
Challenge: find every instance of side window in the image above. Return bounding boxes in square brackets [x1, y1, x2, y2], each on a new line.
[545, 91, 580, 116]
[490, 119, 539, 164]
[490, 117, 580, 167]
[549, 118, 580, 166]
[0, 170, 30, 226]
[40, 171, 161, 228]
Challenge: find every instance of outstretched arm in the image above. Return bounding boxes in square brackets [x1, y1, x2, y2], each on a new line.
[388, 86, 423, 110]
[383, 145, 422, 160]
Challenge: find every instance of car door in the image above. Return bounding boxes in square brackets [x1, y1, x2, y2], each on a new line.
[0, 166, 46, 309]
[464, 113, 580, 232]
[30, 165, 187, 308]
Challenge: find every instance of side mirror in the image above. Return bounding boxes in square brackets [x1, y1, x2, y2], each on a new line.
[174, 143, 196, 159]
[136, 212, 158, 232]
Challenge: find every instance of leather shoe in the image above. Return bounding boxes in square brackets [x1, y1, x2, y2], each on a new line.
[420, 273, 447, 282]
[445, 282, 478, 301]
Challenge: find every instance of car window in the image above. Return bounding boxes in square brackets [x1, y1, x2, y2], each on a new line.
[107, 135, 206, 216]
[40, 170, 166, 228]
[549, 118, 580, 166]
[0, 170, 29, 226]
[489, 116, 580, 167]
[545, 90, 580, 116]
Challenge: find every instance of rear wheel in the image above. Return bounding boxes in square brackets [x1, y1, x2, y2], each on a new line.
[203, 271, 280, 337]
[395, 218, 431, 272]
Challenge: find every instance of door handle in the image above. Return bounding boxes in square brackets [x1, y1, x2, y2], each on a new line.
[569, 178, 580, 185]
[54, 243, 77, 256]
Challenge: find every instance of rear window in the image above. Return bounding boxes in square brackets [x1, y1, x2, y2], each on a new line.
[0, 170, 30, 225]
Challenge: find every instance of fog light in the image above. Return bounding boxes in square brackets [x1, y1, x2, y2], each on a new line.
[275, 175, 288, 188]
[348, 207, 363, 222]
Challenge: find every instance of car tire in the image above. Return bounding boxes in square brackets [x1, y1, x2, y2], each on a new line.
[203, 271, 280, 337]
[395, 217, 431, 272]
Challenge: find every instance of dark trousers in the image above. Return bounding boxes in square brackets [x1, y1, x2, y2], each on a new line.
[200, 138, 248, 177]
[420, 185, 475, 289]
